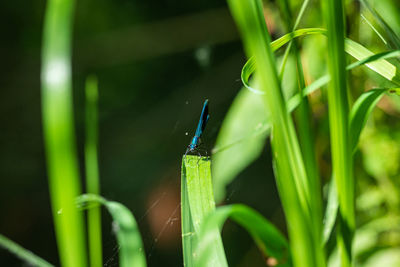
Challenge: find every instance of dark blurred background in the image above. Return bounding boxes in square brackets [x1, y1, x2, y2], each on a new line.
[0, 0, 283, 266]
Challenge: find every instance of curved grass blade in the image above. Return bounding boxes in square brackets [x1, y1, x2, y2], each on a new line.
[241, 28, 327, 94]
[195, 204, 290, 267]
[350, 88, 400, 151]
[41, 0, 87, 266]
[350, 88, 388, 152]
[0, 234, 54, 267]
[77, 194, 146, 267]
[181, 155, 227, 267]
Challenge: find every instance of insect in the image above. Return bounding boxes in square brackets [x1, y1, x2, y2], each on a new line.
[185, 99, 210, 158]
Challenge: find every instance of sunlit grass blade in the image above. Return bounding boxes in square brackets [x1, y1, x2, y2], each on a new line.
[84, 76, 102, 267]
[181, 155, 227, 267]
[0, 234, 54, 267]
[77, 194, 146, 267]
[195, 204, 290, 267]
[323, 0, 354, 265]
[41, 0, 87, 266]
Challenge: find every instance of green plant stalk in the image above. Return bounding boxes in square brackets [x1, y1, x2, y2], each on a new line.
[323, 0, 355, 266]
[85, 77, 102, 267]
[0, 234, 54, 267]
[181, 156, 227, 267]
[41, 0, 87, 266]
[227, 0, 321, 266]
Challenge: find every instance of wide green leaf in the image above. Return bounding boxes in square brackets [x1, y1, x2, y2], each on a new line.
[41, 0, 87, 265]
[181, 155, 227, 267]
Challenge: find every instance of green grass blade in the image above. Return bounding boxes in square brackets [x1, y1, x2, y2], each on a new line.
[77, 194, 146, 267]
[41, 0, 87, 266]
[350, 89, 386, 152]
[323, 0, 354, 265]
[0, 234, 54, 267]
[84, 76, 102, 267]
[182, 155, 227, 267]
[195, 204, 290, 267]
